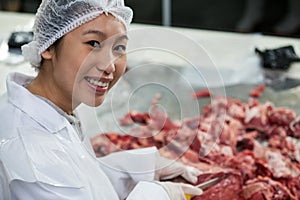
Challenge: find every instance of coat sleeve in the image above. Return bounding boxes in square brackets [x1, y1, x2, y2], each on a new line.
[98, 147, 158, 199]
[8, 179, 170, 200]
[9, 180, 88, 200]
[0, 161, 11, 200]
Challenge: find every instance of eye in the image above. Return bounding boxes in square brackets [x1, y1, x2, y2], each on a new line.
[114, 45, 126, 54]
[87, 40, 101, 48]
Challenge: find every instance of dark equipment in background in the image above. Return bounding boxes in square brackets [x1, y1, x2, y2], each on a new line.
[7, 31, 33, 54]
[255, 45, 300, 70]
[255, 45, 300, 90]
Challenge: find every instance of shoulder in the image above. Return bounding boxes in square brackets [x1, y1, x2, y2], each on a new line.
[0, 93, 42, 140]
[0, 126, 82, 188]
[0, 93, 23, 139]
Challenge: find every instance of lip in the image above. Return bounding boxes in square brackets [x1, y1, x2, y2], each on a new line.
[84, 76, 111, 94]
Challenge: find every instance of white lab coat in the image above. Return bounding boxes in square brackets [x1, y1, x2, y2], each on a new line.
[0, 73, 169, 200]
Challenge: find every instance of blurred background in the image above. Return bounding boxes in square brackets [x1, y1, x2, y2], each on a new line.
[1, 0, 299, 38]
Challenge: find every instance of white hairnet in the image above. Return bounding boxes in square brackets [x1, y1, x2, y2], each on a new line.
[22, 0, 133, 68]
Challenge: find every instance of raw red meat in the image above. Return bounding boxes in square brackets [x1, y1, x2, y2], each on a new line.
[91, 94, 300, 199]
[249, 84, 265, 98]
[242, 176, 298, 200]
[289, 117, 300, 137]
[192, 173, 244, 200]
[193, 89, 211, 99]
[119, 111, 150, 126]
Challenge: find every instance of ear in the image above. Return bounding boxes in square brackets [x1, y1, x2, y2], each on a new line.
[41, 47, 54, 60]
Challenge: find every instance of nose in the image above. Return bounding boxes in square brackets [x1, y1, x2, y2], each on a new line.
[96, 62, 115, 76]
[104, 62, 115, 74]
[96, 48, 116, 74]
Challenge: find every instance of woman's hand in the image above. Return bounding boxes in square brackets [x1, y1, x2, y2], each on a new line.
[155, 155, 202, 183]
[155, 181, 203, 200]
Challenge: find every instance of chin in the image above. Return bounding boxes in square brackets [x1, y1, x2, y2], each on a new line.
[75, 87, 108, 107]
[76, 93, 105, 107]
[83, 98, 105, 107]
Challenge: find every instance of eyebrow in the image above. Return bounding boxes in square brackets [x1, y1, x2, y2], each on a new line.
[83, 30, 106, 38]
[83, 29, 128, 42]
[115, 35, 129, 43]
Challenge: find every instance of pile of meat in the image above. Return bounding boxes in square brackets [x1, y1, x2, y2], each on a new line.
[91, 88, 300, 200]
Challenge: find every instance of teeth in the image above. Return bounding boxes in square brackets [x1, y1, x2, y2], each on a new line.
[86, 77, 109, 88]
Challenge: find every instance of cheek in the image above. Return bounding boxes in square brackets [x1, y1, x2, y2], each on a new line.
[55, 59, 79, 87]
[56, 50, 88, 81]
[116, 59, 127, 78]
[110, 56, 127, 88]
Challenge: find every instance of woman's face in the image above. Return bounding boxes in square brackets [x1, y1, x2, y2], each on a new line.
[49, 14, 127, 108]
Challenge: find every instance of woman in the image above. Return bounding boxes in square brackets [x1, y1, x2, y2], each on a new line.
[0, 0, 202, 199]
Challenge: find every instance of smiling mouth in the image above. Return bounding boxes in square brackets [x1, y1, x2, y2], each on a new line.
[85, 77, 109, 88]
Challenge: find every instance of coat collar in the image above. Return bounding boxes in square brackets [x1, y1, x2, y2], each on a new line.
[6, 72, 67, 133]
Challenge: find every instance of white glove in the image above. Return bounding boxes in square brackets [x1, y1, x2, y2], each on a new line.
[155, 181, 203, 200]
[155, 155, 202, 183]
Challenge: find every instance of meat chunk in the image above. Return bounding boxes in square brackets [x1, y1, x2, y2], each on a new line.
[91, 95, 300, 199]
[192, 173, 244, 200]
[249, 84, 265, 98]
[193, 89, 211, 99]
